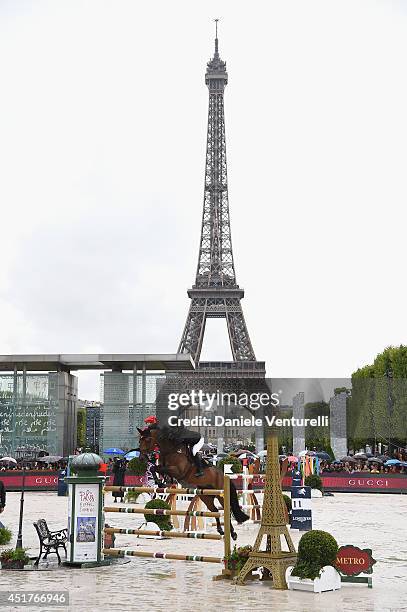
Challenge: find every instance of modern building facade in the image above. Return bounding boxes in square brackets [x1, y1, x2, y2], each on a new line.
[99, 371, 165, 451]
[83, 401, 101, 453]
[0, 371, 77, 457]
[0, 354, 193, 457]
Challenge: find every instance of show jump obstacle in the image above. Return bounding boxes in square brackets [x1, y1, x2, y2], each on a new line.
[64, 456, 232, 576]
[64, 439, 294, 587]
[102, 477, 232, 577]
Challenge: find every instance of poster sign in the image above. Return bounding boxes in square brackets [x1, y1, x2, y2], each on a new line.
[71, 483, 100, 562]
[335, 545, 376, 576]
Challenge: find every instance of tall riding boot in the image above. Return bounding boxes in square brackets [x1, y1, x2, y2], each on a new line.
[194, 453, 204, 477]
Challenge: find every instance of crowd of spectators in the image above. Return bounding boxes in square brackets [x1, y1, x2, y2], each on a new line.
[319, 459, 406, 474]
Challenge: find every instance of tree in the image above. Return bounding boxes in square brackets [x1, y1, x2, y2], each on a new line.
[77, 408, 86, 448]
[350, 345, 407, 451]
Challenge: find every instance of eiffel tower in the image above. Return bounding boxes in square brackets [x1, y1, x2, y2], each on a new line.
[157, 25, 266, 449]
[178, 22, 258, 366]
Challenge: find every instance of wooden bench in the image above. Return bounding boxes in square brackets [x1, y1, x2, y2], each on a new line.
[33, 519, 68, 565]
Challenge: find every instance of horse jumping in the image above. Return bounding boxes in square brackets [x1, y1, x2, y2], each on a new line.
[138, 425, 249, 540]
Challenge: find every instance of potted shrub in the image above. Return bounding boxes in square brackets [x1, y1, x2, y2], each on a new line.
[282, 493, 292, 523]
[217, 455, 242, 474]
[286, 530, 341, 592]
[144, 499, 173, 531]
[124, 489, 141, 504]
[304, 474, 323, 497]
[224, 545, 252, 574]
[127, 457, 147, 476]
[0, 548, 30, 570]
[0, 527, 12, 546]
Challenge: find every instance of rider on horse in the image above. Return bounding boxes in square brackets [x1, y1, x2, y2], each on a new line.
[143, 415, 205, 477]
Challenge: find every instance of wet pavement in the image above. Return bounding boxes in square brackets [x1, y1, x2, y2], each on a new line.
[0, 491, 406, 612]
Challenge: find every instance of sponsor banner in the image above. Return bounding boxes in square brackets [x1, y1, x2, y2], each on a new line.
[291, 485, 311, 499]
[335, 545, 376, 576]
[0, 471, 145, 491]
[247, 473, 407, 492]
[318, 475, 407, 491]
[0, 472, 59, 490]
[291, 509, 312, 531]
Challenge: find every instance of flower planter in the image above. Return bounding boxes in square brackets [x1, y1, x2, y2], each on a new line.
[311, 489, 323, 498]
[286, 565, 341, 593]
[224, 560, 238, 572]
[1, 559, 27, 570]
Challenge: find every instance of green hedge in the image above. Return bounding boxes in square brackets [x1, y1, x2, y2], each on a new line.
[282, 494, 292, 512]
[291, 530, 338, 580]
[127, 457, 147, 476]
[144, 499, 173, 531]
[217, 455, 242, 474]
[304, 474, 323, 491]
[0, 527, 12, 546]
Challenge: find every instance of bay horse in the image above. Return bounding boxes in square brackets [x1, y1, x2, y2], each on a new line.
[137, 426, 249, 540]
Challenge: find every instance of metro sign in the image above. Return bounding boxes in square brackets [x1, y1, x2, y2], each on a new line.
[335, 545, 376, 576]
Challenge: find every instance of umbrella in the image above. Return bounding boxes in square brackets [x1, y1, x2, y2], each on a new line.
[234, 449, 257, 457]
[340, 456, 356, 463]
[332, 460, 342, 464]
[316, 452, 331, 461]
[103, 448, 125, 455]
[257, 450, 267, 457]
[298, 450, 308, 457]
[367, 457, 383, 464]
[353, 453, 367, 460]
[287, 455, 298, 463]
[201, 444, 214, 452]
[0, 457, 17, 463]
[385, 459, 401, 466]
[36, 455, 63, 463]
[124, 450, 140, 459]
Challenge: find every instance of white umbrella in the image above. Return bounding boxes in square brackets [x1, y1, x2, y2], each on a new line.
[0, 457, 17, 463]
[298, 450, 308, 457]
[257, 450, 267, 457]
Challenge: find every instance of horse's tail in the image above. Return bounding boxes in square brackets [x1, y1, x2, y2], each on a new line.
[229, 480, 249, 524]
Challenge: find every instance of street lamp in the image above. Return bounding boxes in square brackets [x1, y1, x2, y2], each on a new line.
[386, 366, 393, 456]
[15, 460, 26, 550]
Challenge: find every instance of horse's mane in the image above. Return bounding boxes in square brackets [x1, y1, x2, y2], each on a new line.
[156, 424, 186, 446]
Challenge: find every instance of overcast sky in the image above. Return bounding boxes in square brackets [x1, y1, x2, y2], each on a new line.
[1, 1, 407, 399]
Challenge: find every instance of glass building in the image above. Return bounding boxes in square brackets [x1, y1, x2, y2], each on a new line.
[0, 354, 193, 458]
[0, 372, 77, 457]
[99, 372, 165, 451]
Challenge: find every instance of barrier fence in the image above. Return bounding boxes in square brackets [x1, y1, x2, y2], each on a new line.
[102, 475, 232, 574]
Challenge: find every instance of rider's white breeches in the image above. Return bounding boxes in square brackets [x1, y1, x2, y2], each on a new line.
[192, 437, 204, 456]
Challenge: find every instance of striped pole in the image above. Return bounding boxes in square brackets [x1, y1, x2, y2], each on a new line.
[103, 549, 222, 563]
[228, 473, 266, 480]
[104, 527, 223, 540]
[223, 475, 231, 561]
[103, 506, 222, 518]
[104, 486, 224, 496]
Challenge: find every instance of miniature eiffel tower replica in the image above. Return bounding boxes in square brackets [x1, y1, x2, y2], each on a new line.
[236, 433, 297, 588]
